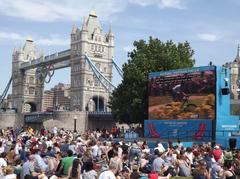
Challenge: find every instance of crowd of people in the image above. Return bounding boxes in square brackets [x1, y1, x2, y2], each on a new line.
[0, 126, 239, 179]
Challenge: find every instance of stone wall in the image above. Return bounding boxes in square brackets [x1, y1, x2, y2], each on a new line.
[0, 111, 116, 132]
[43, 111, 88, 132]
[88, 119, 115, 131]
[0, 113, 24, 128]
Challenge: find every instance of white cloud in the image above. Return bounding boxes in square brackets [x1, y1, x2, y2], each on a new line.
[0, 31, 68, 46]
[0, 31, 24, 41]
[0, 0, 127, 22]
[0, 0, 186, 22]
[38, 38, 69, 46]
[129, 0, 186, 9]
[197, 33, 218, 42]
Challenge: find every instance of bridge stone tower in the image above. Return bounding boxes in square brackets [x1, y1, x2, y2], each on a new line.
[70, 10, 114, 111]
[12, 37, 44, 112]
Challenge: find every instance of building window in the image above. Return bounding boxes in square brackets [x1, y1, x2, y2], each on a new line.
[96, 63, 100, 70]
[95, 36, 97, 41]
[99, 37, 101, 42]
[104, 67, 107, 73]
[29, 77, 34, 84]
[94, 78, 99, 86]
[95, 45, 97, 51]
[98, 46, 101, 51]
[29, 87, 35, 95]
[91, 44, 94, 50]
[102, 46, 104, 52]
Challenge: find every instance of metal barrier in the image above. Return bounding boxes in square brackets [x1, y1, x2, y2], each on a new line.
[157, 129, 239, 141]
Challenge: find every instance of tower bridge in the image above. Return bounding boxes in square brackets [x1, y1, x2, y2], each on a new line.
[0, 10, 121, 131]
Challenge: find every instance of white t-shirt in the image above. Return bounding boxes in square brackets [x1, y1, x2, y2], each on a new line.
[46, 140, 53, 147]
[186, 152, 193, 164]
[91, 145, 99, 158]
[4, 173, 16, 179]
[154, 143, 165, 153]
[52, 127, 57, 134]
[99, 170, 116, 179]
[0, 146, 5, 154]
[0, 158, 7, 167]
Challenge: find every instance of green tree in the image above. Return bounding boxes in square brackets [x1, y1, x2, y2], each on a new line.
[109, 37, 195, 124]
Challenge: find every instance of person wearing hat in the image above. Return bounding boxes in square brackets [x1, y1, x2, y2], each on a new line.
[223, 151, 233, 162]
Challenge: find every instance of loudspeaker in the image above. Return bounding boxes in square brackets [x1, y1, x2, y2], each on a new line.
[229, 138, 237, 149]
[221, 88, 230, 95]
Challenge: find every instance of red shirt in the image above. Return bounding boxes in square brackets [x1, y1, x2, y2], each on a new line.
[149, 172, 158, 179]
[212, 149, 222, 161]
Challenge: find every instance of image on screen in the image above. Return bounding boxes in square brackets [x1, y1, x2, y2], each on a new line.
[148, 68, 216, 120]
[230, 76, 240, 115]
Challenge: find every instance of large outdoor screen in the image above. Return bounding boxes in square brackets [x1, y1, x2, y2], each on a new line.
[148, 66, 216, 120]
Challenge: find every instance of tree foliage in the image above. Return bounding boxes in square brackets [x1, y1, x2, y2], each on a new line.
[109, 37, 195, 124]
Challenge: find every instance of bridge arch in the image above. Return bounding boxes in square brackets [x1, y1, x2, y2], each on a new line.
[23, 102, 37, 112]
[86, 95, 106, 112]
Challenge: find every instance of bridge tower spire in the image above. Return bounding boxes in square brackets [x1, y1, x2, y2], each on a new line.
[70, 10, 114, 112]
[11, 37, 44, 112]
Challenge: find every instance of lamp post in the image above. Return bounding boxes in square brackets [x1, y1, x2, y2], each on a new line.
[73, 116, 77, 132]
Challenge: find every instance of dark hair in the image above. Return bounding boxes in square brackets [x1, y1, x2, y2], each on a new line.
[71, 158, 80, 178]
[67, 150, 73, 156]
[224, 160, 233, 169]
[113, 150, 118, 157]
[85, 161, 93, 172]
[130, 171, 140, 179]
[47, 146, 52, 151]
[24, 174, 34, 179]
[154, 149, 160, 156]
[1, 152, 7, 158]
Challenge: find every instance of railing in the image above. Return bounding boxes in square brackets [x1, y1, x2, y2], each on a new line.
[24, 112, 53, 123]
[45, 49, 70, 61]
[146, 129, 240, 142]
[88, 112, 113, 119]
[20, 49, 71, 70]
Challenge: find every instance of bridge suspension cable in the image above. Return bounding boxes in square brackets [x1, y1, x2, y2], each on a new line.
[85, 55, 116, 93]
[112, 59, 123, 78]
[0, 77, 12, 106]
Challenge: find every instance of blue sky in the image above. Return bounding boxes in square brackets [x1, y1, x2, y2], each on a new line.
[0, 0, 240, 93]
